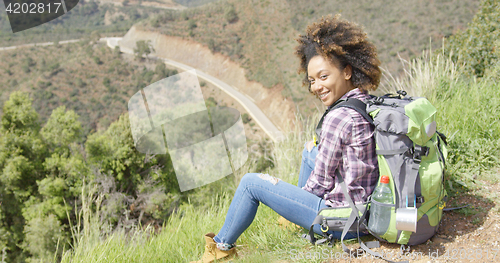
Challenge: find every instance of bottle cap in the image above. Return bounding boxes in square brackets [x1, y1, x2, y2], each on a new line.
[380, 175, 390, 184]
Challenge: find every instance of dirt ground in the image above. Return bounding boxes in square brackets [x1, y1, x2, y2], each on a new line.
[336, 178, 500, 263]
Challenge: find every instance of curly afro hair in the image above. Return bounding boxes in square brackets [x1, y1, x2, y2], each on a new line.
[295, 14, 381, 93]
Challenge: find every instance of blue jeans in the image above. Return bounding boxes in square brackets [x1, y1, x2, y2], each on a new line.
[298, 141, 318, 188]
[213, 142, 361, 245]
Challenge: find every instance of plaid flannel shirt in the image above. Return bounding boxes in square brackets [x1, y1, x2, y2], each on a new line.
[303, 88, 379, 207]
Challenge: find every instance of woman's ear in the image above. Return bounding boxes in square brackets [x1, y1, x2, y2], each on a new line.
[344, 65, 353, 80]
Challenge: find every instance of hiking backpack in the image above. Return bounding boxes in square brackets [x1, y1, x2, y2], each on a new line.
[305, 91, 448, 261]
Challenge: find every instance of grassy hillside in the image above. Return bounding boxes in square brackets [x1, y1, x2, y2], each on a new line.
[140, 0, 480, 115]
[58, 2, 500, 260]
[59, 47, 500, 262]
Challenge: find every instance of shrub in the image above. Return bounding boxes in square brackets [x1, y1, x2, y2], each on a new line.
[444, 0, 500, 77]
[188, 19, 197, 30]
[23, 214, 69, 262]
[224, 5, 238, 23]
[242, 113, 251, 124]
[48, 63, 60, 75]
[102, 77, 111, 88]
[207, 38, 219, 53]
[113, 46, 121, 58]
[151, 16, 160, 28]
[180, 11, 189, 21]
[93, 56, 103, 65]
[134, 40, 155, 61]
[75, 78, 85, 88]
[22, 64, 30, 73]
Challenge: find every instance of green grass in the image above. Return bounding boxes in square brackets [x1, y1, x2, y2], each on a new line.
[60, 187, 353, 262]
[60, 51, 500, 262]
[60, 113, 348, 262]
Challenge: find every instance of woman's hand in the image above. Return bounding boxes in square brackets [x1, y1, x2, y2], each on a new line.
[307, 140, 315, 152]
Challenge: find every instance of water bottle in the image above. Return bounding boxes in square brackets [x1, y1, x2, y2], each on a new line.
[368, 175, 393, 236]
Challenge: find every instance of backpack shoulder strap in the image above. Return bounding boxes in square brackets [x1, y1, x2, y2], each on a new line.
[334, 98, 374, 125]
[315, 98, 374, 145]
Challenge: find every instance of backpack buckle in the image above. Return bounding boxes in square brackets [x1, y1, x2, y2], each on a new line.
[397, 90, 407, 97]
[374, 97, 384, 105]
[321, 218, 329, 233]
[412, 145, 429, 163]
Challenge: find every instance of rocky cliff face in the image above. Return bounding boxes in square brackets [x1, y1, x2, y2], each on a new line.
[120, 25, 296, 134]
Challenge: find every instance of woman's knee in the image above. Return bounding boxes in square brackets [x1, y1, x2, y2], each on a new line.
[240, 173, 280, 187]
[239, 173, 259, 186]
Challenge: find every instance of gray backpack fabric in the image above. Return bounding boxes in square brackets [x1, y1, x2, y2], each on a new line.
[305, 91, 448, 263]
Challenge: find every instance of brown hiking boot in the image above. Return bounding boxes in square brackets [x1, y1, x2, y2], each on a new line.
[190, 233, 238, 263]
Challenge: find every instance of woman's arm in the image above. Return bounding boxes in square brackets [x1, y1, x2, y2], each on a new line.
[302, 110, 352, 197]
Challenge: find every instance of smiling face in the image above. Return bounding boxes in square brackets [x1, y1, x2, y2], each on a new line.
[307, 55, 355, 107]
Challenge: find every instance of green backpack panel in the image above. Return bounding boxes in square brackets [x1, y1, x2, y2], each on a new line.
[367, 95, 447, 245]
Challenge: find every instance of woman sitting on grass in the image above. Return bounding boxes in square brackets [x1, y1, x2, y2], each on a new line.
[191, 14, 381, 263]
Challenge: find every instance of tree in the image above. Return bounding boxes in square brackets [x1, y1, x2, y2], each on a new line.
[0, 92, 46, 195]
[154, 62, 178, 81]
[25, 106, 88, 262]
[22, 214, 68, 262]
[133, 40, 155, 61]
[0, 92, 180, 262]
[0, 91, 47, 262]
[242, 113, 251, 124]
[1, 91, 40, 132]
[85, 114, 147, 192]
[224, 5, 238, 24]
[41, 105, 82, 153]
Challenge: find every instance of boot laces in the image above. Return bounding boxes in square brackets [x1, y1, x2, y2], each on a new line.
[207, 245, 216, 256]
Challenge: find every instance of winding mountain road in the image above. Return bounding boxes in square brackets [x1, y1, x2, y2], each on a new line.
[0, 39, 80, 51]
[103, 37, 284, 143]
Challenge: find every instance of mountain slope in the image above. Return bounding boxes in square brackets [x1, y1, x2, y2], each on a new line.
[139, 0, 480, 115]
